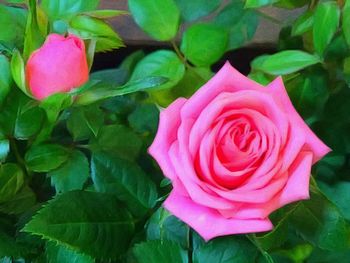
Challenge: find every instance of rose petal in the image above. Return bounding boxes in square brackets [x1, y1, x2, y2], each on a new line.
[149, 98, 187, 181]
[188, 91, 288, 159]
[219, 151, 313, 219]
[280, 124, 305, 172]
[164, 190, 273, 241]
[180, 62, 264, 121]
[208, 169, 288, 203]
[169, 142, 235, 210]
[267, 77, 331, 162]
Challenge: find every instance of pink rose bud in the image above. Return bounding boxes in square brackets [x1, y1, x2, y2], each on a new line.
[25, 34, 89, 100]
[149, 62, 331, 241]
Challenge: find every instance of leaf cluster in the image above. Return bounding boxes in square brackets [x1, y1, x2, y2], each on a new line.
[0, 0, 350, 262]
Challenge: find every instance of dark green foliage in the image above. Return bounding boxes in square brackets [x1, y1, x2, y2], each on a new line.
[1, 0, 350, 262]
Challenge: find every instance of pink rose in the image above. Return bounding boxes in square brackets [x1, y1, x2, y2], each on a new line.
[149, 62, 330, 241]
[26, 34, 89, 100]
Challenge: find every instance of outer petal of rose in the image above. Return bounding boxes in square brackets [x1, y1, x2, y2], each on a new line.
[149, 98, 187, 180]
[267, 77, 331, 162]
[279, 124, 305, 172]
[164, 190, 273, 241]
[180, 62, 264, 121]
[219, 151, 313, 219]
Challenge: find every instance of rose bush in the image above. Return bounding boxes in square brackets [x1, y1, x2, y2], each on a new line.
[149, 62, 331, 240]
[1, 0, 350, 261]
[25, 34, 89, 100]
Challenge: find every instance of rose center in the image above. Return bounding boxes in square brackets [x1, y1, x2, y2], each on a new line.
[231, 122, 258, 152]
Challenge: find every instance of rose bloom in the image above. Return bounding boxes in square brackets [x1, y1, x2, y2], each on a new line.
[149, 62, 330, 241]
[26, 34, 89, 100]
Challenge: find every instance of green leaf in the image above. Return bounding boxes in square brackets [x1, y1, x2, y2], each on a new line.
[256, 206, 298, 251]
[0, 55, 11, 104]
[67, 105, 103, 141]
[128, 104, 159, 134]
[128, 0, 180, 41]
[32, 93, 73, 144]
[49, 150, 89, 193]
[69, 15, 124, 52]
[25, 144, 70, 172]
[23, 0, 46, 60]
[248, 71, 274, 85]
[75, 76, 168, 105]
[245, 0, 278, 8]
[290, 185, 350, 251]
[133, 240, 187, 263]
[46, 242, 94, 263]
[269, 243, 313, 263]
[344, 56, 350, 75]
[41, 0, 99, 20]
[66, 107, 95, 141]
[308, 247, 350, 263]
[174, 0, 220, 22]
[319, 181, 350, 221]
[86, 38, 96, 70]
[82, 9, 128, 19]
[10, 50, 31, 97]
[292, 10, 314, 36]
[14, 106, 45, 140]
[253, 50, 320, 75]
[5, 0, 26, 3]
[313, 87, 350, 153]
[314, 153, 346, 182]
[146, 207, 188, 248]
[79, 103, 103, 137]
[344, 0, 350, 47]
[0, 186, 36, 215]
[0, 163, 24, 203]
[0, 88, 44, 140]
[0, 90, 28, 135]
[130, 50, 185, 90]
[324, 35, 349, 62]
[23, 191, 135, 259]
[213, 1, 259, 50]
[181, 23, 228, 66]
[91, 152, 157, 217]
[193, 236, 258, 263]
[92, 124, 142, 160]
[313, 2, 340, 56]
[0, 5, 27, 47]
[40, 93, 73, 123]
[90, 69, 127, 86]
[91, 50, 145, 86]
[274, 0, 309, 9]
[152, 66, 212, 106]
[0, 139, 9, 162]
[0, 228, 27, 258]
[285, 71, 329, 121]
